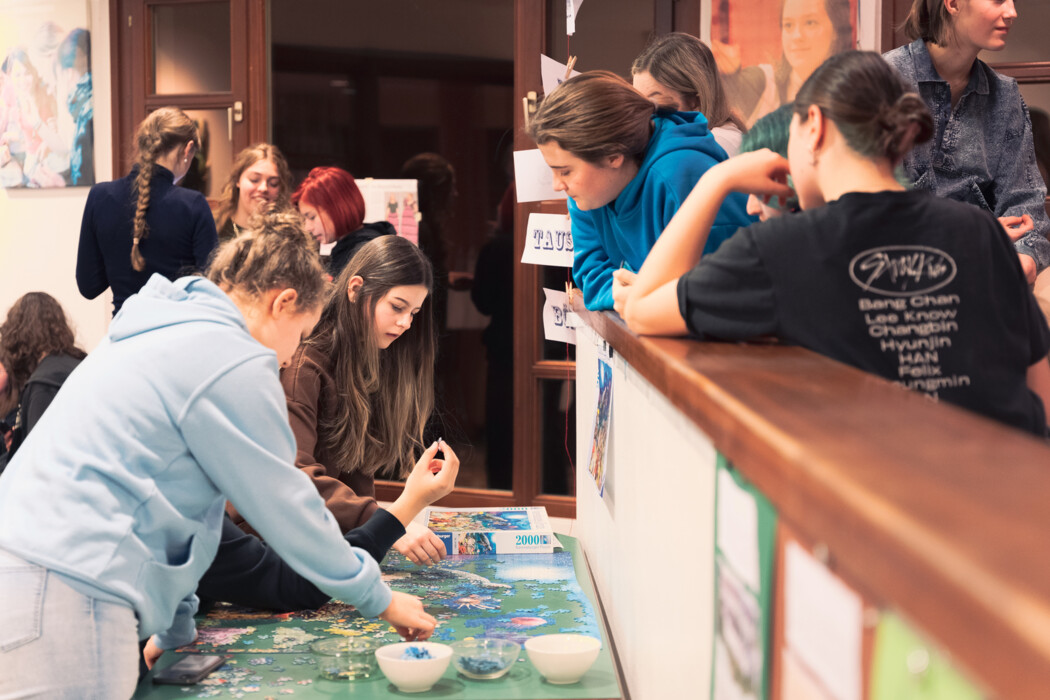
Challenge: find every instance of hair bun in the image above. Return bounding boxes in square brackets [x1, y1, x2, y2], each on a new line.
[876, 92, 933, 163]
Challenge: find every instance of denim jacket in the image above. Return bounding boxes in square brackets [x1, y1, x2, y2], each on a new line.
[884, 39, 1050, 272]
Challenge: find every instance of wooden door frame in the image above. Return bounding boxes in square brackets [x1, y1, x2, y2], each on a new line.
[109, 0, 268, 174]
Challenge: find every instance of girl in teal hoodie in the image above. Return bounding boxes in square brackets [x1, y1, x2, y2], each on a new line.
[528, 70, 754, 311]
[0, 211, 451, 697]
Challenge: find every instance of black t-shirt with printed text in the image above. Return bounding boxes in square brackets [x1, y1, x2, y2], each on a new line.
[677, 189, 1049, 435]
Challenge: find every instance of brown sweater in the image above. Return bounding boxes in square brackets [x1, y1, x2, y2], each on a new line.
[228, 343, 379, 536]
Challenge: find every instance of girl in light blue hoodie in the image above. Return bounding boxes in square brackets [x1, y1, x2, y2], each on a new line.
[0, 210, 447, 697]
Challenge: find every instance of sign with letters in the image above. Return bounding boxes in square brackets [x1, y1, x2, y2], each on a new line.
[522, 213, 574, 268]
[542, 288, 576, 345]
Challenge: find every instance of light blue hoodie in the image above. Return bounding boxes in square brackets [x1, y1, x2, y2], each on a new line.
[571, 112, 755, 310]
[0, 275, 391, 648]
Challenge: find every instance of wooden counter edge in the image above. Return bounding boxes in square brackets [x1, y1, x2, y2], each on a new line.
[573, 302, 1050, 697]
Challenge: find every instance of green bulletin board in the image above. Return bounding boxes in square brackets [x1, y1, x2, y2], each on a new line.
[711, 454, 778, 700]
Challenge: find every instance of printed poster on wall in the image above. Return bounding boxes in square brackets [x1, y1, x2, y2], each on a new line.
[357, 178, 420, 244]
[586, 356, 611, 497]
[711, 455, 777, 700]
[711, 0, 858, 128]
[0, 0, 95, 187]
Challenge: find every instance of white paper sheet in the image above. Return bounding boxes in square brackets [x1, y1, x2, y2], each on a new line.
[542, 287, 577, 344]
[717, 468, 761, 592]
[566, 0, 585, 35]
[521, 212, 574, 267]
[784, 541, 863, 700]
[541, 54, 581, 96]
[356, 178, 420, 244]
[513, 149, 566, 203]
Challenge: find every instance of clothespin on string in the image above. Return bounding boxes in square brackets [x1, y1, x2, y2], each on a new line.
[522, 90, 538, 128]
[563, 56, 577, 82]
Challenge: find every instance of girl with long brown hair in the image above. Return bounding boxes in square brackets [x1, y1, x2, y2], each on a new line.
[229, 234, 447, 565]
[0, 292, 86, 468]
[76, 107, 218, 315]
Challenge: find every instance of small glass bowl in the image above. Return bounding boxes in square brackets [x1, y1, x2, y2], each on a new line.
[450, 638, 521, 680]
[311, 637, 379, 681]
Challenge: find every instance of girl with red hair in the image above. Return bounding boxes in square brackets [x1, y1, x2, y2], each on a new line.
[293, 166, 395, 275]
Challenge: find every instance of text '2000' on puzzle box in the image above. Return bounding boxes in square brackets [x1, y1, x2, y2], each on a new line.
[424, 506, 556, 555]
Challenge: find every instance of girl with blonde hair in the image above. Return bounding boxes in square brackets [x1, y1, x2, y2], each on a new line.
[0, 211, 441, 695]
[632, 32, 747, 156]
[884, 0, 1050, 282]
[214, 142, 293, 240]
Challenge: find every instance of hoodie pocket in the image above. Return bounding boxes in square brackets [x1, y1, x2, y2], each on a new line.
[0, 563, 46, 652]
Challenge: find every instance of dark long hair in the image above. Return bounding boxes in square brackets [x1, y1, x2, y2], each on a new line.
[0, 292, 86, 393]
[307, 235, 436, 478]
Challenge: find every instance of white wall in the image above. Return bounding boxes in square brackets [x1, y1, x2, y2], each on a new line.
[0, 0, 113, 351]
[575, 324, 718, 699]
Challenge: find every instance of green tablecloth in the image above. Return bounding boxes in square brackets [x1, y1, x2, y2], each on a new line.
[135, 535, 623, 699]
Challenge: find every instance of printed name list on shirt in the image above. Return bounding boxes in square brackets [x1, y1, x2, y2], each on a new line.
[849, 245, 970, 398]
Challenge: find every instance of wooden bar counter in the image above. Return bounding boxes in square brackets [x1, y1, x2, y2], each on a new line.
[572, 304, 1050, 699]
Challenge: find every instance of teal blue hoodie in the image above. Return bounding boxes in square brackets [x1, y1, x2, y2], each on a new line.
[571, 112, 754, 310]
[0, 275, 391, 648]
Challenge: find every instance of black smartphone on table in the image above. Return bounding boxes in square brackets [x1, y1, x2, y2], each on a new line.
[152, 654, 226, 685]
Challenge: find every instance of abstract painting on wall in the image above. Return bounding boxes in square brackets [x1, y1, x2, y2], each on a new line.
[0, 0, 94, 188]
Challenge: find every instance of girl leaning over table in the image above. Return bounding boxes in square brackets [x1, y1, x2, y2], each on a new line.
[0, 210, 441, 698]
[227, 235, 448, 567]
[614, 50, 1050, 436]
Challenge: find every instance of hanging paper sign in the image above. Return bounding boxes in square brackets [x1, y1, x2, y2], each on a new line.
[542, 287, 577, 345]
[513, 149, 566, 203]
[566, 0, 585, 36]
[522, 213, 574, 267]
[541, 54, 581, 96]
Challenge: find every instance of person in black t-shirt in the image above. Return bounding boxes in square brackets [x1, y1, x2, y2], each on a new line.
[613, 51, 1050, 436]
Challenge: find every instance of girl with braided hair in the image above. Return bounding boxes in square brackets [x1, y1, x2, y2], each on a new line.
[76, 107, 217, 315]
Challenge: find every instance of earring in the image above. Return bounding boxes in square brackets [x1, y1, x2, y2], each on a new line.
[810, 150, 819, 167]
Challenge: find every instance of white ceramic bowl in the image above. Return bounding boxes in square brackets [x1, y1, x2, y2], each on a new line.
[375, 641, 453, 693]
[524, 634, 601, 684]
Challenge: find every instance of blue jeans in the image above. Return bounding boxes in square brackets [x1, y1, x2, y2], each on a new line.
[0, 548, 139, 699]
